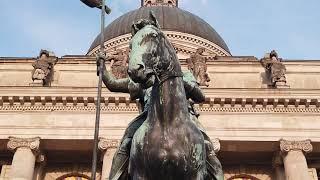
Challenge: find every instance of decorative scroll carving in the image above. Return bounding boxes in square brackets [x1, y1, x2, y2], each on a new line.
[7, 137, 40, 152]
[98, 138, 120, 151]
[107, 49, 129, 79]
[187, 48, 211, 86]
[280, 139, 313, 153]
[261, 50, 288, 88]
[31, 50, 58, 86]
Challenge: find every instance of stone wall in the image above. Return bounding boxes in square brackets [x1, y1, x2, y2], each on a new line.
[0, 56, 319, 179]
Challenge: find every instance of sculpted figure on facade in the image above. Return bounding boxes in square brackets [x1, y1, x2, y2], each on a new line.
[187, 48, 211, 87]
[97, 14, 223, 180]
[261, 50, 287, 88]
[107, 49, 129, 79]
[31, 50, 58, 86]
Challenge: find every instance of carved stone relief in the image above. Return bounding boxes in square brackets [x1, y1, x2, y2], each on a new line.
[280, 139, 313, 154]
[7, 136, 40, 153]
[107, 49, 129, 79]
[187, 48, 212, 86]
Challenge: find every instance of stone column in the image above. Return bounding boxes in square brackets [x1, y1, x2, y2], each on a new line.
[99, 138, 120, 180]
[272, 152, 285, 180]
[280, 139, 313, 180]
[7, 137, 40, 180]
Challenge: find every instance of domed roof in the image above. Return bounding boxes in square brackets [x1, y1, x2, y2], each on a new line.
[88, 6, 230, 54]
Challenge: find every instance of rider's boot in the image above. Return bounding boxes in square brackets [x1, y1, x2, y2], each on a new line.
[205, 140, 224, 180]
[109, 138, 131, 180]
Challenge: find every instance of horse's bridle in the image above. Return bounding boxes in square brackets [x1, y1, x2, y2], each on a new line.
[152, 66, 183, 85]
[139, 26, 183, 85]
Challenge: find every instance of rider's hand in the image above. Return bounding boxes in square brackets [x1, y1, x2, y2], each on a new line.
[96, 53, 106, 76]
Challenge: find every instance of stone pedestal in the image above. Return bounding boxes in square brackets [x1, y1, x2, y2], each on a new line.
[99, 138, 120, 180]
[29, 80, 43, 87]
[7, 137, 40, 180]
[280, 139, 313, 180]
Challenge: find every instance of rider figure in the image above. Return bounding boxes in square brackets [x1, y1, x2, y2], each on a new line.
[97, 19, 223, 180]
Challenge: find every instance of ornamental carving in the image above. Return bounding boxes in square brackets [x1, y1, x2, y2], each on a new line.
[31, 50, 58, 86]
[98, 138, 120, 151]
[7, 137, 40, 152]
[88, 31, 231, 57]
[187, 48, 211, 86]
[280, 139, 313, 153]
[261, 50, 288, 88]
[211, 138, 221, 153]
[107, 49, 129, 79]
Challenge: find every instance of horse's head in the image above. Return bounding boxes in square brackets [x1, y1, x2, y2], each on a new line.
[128, 11, 182, 87]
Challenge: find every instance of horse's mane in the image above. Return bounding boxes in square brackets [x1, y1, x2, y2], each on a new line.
[131, 11, 160, 36]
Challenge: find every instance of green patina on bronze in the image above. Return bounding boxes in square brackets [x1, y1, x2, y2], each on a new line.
[127, 11, 209, 180]
[98, 11, 223, 180]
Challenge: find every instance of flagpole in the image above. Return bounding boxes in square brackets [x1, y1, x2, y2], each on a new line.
[91, 0, 105, 179]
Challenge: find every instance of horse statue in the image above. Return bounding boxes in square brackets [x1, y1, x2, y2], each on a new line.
[127, 12, 207, 180]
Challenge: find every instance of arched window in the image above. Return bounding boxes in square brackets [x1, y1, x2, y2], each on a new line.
[61, 177, 88, 180]
[229, 175, 260, 180]
[57, 174, 90, 180]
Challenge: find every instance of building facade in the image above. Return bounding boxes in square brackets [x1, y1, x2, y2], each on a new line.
[0, 0, 319, 179]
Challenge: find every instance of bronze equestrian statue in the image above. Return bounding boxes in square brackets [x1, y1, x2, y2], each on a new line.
[97, 12, 223, 180]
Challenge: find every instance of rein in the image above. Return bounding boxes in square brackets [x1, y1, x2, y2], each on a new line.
[153, 68, 183, 85]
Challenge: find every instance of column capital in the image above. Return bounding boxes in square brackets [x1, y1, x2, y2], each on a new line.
[280, 139, 313, 153]
[98, 138, 120, 151]
[7, 137, 40, 152]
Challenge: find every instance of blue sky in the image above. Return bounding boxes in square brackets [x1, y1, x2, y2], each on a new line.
[0, 0, 319, 59]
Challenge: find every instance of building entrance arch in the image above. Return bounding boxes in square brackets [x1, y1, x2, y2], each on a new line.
[228, 174, 261, 180]
[56, 173, 90, 180]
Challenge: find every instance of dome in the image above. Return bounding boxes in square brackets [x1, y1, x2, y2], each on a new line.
[87, 6, 230, 55]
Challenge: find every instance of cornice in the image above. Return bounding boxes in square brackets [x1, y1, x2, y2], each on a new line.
[1, 57, 320, 66]
[0, 88, 319, 112]
[0, 105, 320, 114]
[87, 31, 231, 57]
